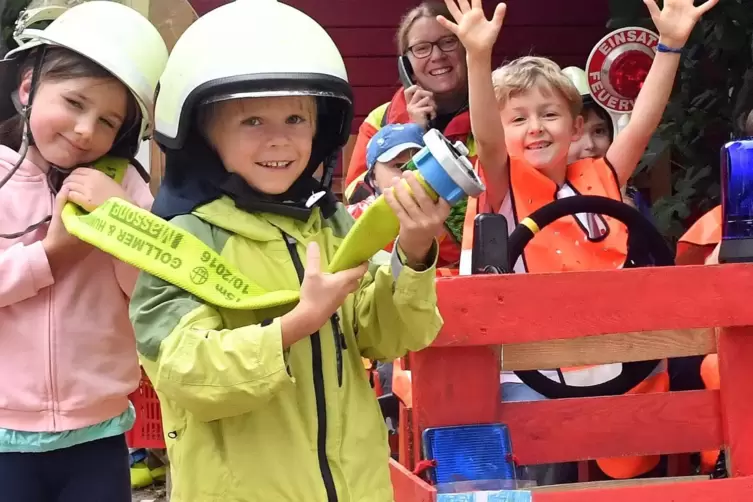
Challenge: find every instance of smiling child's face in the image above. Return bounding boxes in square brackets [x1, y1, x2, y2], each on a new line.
[204, 95, 317, 195]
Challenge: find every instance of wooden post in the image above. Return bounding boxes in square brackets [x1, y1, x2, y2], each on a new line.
[718, 326, 753, 476]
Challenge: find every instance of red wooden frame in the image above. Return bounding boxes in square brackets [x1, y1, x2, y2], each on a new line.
[391, 264, 753, 500]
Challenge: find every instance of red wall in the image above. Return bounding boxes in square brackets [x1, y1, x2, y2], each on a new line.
[191, 0, 609, 130]
[189, 0, 610, 190]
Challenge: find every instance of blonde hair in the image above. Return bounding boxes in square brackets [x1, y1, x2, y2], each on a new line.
[395, 2, 452, 54]
[491, 56, 582, 118]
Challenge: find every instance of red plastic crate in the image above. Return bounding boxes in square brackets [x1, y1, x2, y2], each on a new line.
[126, 370, 165, 449]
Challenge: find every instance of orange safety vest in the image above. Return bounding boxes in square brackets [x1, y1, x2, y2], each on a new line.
[677, 207, 723, 474]
[676, 206, 721, 265]
[458, 156, 667, 479]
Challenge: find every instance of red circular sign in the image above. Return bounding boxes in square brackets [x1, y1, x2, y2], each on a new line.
[586, 27, 659, 113]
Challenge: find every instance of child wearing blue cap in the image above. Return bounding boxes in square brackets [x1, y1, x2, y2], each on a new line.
[347, 123, 426, 218]
[347, 123, 427, 396]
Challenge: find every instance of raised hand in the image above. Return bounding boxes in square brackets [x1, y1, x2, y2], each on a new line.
[643, 0, 719, 49]
[437, 0, 507, 56]
[281, 241, 368, 347]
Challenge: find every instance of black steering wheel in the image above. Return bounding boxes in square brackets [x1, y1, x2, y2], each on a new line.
[508, 195, 673, 399]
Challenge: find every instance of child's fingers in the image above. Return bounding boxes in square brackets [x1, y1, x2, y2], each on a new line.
[492, 3, 507, 26]
[436, 198, 452, 220]
[53, 186, 71, 216]
[443, 0, 463, 22]
[305, 241, 321, 275]
[393, 180, 425, 223]
[65, 187, 90, 210]
[456, 0, 471, 14]
[642, 0, 661, 20]
[384, 185, 410, 223]
[403, 172, 435, 212]
[338, 262, 369, 285]
[436, 15, 459, 34]
[695, 0, 719, 15]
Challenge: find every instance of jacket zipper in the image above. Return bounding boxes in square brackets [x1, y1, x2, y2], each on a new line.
[330, 312, 345, 387]
[282, 232, 338, 502]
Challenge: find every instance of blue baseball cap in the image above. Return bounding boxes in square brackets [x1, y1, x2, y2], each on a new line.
[366, 123, 425, 171]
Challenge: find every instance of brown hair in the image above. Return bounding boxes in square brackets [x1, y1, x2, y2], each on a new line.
[0, 46, 139, 152]
[395, 1, 453, 55]
[745, 109, 753, 137]
[491, 56, 583, 118]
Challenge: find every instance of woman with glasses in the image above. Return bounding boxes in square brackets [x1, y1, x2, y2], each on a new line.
[344, 1, 473, 272]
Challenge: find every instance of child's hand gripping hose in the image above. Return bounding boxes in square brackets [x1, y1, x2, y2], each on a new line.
[60, 130, 484, 310]
[327, 129, 485, 272]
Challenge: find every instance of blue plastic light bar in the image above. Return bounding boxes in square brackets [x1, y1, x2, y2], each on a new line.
[437, 491, 532, 502]
[722, 139, 753, 240]
[422, 424, 516, 486]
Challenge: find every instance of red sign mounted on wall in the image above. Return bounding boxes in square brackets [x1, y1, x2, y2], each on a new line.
[586, 27, 659, 114]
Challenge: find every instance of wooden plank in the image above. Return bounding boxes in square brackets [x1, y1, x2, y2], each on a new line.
[411, 346, 501, 460]
[718, 326, 753, 477]
[346, 54, 591, 88]
[501, 328, 716, 371]
[533, 476, 753, 502]
[412, 389, 723, 465]
[192, 0, 608, 27]
[530, 475, 709, 492]
[352, 86, 395, 117]
[330, 26, 606, 58]
[149, 0, 197, 52]
[283, 0, 608, 28]
[389, 457, 436, 502]
[497, 391, 723, 465]
[433, 264, 753, 346]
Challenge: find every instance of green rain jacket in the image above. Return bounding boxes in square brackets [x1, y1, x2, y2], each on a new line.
[129, 196, 442, 502]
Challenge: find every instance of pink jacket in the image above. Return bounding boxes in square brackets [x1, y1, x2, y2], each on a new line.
[0, 145, 153, 433]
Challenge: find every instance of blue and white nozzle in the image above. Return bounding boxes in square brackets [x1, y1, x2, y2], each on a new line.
[411, 129, 485, 205]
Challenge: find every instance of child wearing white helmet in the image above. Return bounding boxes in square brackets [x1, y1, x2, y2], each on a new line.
[0, 2, 167, 500]
[562, 66, 654, 219]
[129, 1, 448, 500]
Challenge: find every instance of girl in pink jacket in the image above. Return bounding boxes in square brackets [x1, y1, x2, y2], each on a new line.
[0, 3, 167, 501]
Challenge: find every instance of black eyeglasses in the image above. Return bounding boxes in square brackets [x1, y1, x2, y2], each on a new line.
[405, 36, 459, 59]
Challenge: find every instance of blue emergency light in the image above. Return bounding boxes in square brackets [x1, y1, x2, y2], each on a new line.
[720, 139, 753, 263]
[421, 424, 516, 487]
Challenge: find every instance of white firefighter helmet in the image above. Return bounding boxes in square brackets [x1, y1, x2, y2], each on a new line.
[562, 65, 624, 138]
[562, 66, 590, 97]
[5, 1, 169, 157]
[154, 0, 352, 152]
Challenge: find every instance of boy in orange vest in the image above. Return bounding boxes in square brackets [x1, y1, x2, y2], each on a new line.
[439, 0, 718, 484]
